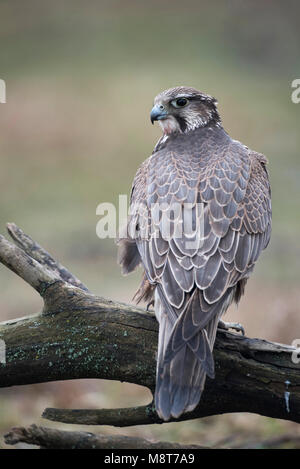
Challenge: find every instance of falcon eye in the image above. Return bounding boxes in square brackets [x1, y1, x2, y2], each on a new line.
[171, 97, 189, 108]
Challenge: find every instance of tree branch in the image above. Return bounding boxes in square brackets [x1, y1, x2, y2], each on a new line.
[0, 224, 300, 430]
[0, 233, 59, 294]
[4, 425, 207, 449]
[42, 404, 158, 426]
[6, 223, 90, 292]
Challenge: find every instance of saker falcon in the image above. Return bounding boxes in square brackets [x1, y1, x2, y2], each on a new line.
[118, 86, 272, 421]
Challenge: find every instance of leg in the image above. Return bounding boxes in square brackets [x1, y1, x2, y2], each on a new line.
[218, 319, 245, 335]
[146, 299, 155, 311]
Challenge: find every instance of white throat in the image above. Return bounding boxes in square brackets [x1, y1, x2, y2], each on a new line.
[159, 116, 181, 135]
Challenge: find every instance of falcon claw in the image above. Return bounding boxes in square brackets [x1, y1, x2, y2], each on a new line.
[218, 320, 245, 336]
[146, 300, 155, 312]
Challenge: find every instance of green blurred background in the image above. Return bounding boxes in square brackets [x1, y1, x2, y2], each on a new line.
[0, 0, 300, 448]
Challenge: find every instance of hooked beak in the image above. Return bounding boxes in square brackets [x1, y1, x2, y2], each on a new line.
[150, 104, 168, 124]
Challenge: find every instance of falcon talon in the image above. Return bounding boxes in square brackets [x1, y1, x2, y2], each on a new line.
[218, 320, 245, 336]
[146, 300, 155, 312]
[118, 86, 271, 421]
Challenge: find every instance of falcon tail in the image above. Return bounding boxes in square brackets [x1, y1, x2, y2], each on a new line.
[154, 288, 230, 421]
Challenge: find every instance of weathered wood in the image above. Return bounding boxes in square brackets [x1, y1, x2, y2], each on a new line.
[6, 223, 90, 292]
[0, 224, 299, 429]
[4, 424, 208, 449]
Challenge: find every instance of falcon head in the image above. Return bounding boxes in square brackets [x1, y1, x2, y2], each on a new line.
[150, 86, 221, 135]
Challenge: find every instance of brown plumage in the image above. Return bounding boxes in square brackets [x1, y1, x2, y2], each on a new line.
[118, 86, 272, 421]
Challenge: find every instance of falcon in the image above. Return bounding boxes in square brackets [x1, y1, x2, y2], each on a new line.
[118, 86, 272, 421]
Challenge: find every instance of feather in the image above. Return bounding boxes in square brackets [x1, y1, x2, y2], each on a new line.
[161, 262, 185, 308]
[203, 263, 229, 303]
[235, 233, 252, 273]
[168, 251, 194, 292]
[117, 239, 141, 274]
[121, 95, 272, 421]
[195, 251, 222, 289]
[219, 228, 235, 252]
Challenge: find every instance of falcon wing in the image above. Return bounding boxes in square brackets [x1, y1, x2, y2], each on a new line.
[121, 130, 271, 420]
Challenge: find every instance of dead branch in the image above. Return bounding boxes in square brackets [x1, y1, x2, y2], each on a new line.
[231, 433, 300, 449]
[6, 223, 90, 292]
[4, 424, 207, 449]
[0, 223, 300, 449]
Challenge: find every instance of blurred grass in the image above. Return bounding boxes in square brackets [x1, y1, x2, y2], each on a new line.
[0, 0, 300, 448]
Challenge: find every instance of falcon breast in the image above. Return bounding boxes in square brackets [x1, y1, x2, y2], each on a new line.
[118, 86, 272, 421]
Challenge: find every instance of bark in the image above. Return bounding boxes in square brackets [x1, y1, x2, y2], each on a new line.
[4, 424, 207, 449]
[0, 224, 299, 448]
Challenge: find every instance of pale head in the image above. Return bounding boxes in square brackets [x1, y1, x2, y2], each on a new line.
[150, 86, 221, 135]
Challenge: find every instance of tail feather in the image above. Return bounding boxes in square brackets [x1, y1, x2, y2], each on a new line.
[189, 308, 221, 405]
[169, 346, 198, 418]
[185, 362, 207, 413]
[154, 288, 233, 421]
[155, 342, 210, 420]
[163, 289, 229, 363]
[188, 328, 215, 378]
